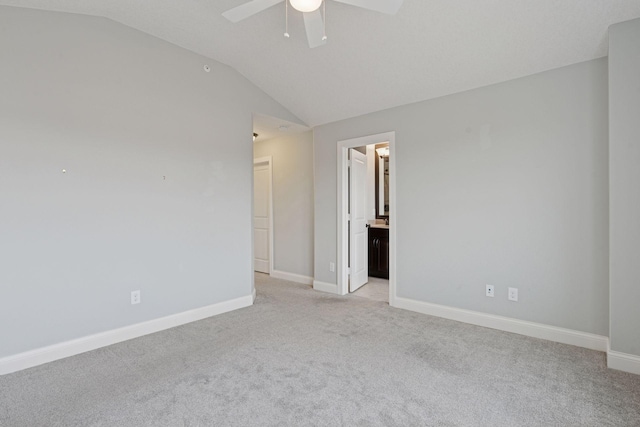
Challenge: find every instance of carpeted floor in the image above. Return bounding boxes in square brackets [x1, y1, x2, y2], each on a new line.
[1, 273, 640, 426]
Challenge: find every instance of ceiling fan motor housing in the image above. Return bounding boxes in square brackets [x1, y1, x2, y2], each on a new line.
[289, 0, 323, 13]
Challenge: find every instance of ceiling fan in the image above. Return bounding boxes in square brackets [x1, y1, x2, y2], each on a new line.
[222, 0, 404, 48]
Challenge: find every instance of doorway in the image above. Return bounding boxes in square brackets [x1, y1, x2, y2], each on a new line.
[253, 157, 273, 274]
[337, 132, 396, 306]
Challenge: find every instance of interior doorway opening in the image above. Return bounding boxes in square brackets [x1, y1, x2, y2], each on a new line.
[253, 157, 273, 275]
[337, 132, 396, 306]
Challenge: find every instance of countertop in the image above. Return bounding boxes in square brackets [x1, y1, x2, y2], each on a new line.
[369, 224, 389, 229]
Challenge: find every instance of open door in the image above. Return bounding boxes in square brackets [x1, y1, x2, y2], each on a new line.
[349, 149, 368, 292]
[254, 161, 271, 273]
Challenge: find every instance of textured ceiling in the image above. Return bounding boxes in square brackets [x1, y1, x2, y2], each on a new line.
[2, 1, 640, 127]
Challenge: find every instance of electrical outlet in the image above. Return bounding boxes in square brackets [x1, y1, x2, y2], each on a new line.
[485, 285, 494, 297]
[508, 287, 518, 302]
[329, 262, 335, 272]
[131, 290, 141, 305]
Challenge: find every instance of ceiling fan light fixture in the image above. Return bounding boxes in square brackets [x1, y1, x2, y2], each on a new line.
[289, 0, 322, 13]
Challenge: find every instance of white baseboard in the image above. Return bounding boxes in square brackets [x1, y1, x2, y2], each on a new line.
[394, 296, 608, 352]
[0, 293, 254, 376]
[607, 347, 640, 375]
[271, 269, 314, 285]
[313, 280, 339, 294]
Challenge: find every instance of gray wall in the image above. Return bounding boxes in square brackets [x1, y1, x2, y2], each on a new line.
[609, 18, 640, 356]
[314, 58, 609, 335]
[253, 132, 314, 278]
[0, 6, 300, 358]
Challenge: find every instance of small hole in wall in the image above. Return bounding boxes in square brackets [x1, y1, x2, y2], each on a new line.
[203, 65, 211, 73]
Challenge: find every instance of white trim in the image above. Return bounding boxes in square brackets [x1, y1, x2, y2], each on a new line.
[394, 296, 608, 352]
[271, 269, 314, 285]
[253, 156, 274, 275]
[337, 142, 348, 296]
[313, 280, 339, 294]
[388, 136, 397, 307]
[607, 346, 640, 375]
[337, 132, 396, 304]
[0, 294, 254, 376]
[252, 288, 257, 303]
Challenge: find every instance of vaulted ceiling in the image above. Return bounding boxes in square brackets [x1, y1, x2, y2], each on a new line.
[2, 1, 640, 127]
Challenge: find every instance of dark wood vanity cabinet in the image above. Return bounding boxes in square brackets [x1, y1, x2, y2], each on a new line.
[368, 227, 389, 279]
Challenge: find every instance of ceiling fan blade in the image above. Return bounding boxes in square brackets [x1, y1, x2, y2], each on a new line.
[333, 0, 404, 15]
[303, 9, 327, 48]
[222, 0, 284, 23]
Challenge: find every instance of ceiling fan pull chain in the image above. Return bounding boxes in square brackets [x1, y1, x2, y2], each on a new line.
[284, 0, 290, 38]
[322, 0, 327, 41]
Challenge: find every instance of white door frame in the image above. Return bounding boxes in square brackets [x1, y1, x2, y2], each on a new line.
[254, 156, 274, 275]
[337, 131, 396, 306]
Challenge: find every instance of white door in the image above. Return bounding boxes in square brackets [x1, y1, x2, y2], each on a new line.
[254, 163, 270, 273]
[349, 149, 368, 292]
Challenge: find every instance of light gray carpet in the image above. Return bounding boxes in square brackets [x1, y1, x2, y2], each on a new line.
[1, 273, 639, 426]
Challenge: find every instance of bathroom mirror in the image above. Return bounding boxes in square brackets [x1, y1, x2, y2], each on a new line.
[375, 150, 389, 218]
